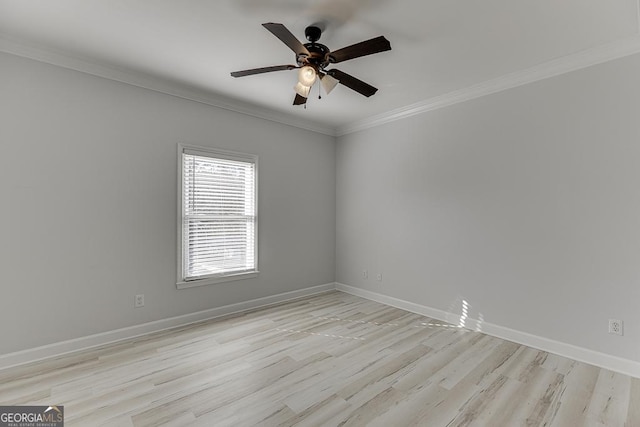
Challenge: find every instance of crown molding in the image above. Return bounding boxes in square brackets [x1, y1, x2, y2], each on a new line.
[0, 36, 337, 137]
[3, 33, 640, 139]
[336, 35, 640, 136]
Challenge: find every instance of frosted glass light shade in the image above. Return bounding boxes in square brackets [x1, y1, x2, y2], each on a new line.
[320, 74, 338, 94]
[294, 82, 311, 98]
[298, 65, 317, 86]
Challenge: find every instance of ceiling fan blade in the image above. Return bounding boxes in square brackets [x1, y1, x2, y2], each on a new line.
[326, 69, 378, 97]
[231, 65, 297, 78]
[293, 94, 308, 105]
[262, 23, 311, 56]
[328, 36, 391, 64]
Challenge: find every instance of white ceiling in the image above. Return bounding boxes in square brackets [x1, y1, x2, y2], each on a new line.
[1, 0, 639, 134]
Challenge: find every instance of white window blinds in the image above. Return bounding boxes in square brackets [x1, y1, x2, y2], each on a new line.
[180, 147, 257, 283]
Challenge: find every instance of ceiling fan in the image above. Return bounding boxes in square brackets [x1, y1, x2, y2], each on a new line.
[230, 23, 391, 106]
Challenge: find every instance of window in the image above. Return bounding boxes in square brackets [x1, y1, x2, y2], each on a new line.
[177, 145, 258, 288]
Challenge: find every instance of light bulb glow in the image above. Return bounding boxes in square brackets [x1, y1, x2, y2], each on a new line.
[294, 82, 311, 98]
[298, 66, 317, 86]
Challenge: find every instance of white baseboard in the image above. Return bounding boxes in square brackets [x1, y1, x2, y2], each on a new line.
[0, 283, 336, 371]
[6, 281, 639, 379]
[336, 283, 640, 379]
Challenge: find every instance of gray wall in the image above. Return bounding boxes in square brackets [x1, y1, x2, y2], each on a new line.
[4, 45, 640, 365]
[0, 52, 336, 354]
[336, 53, 640, 362]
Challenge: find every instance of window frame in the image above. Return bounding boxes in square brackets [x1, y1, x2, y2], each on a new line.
[176, 144, 259, 289]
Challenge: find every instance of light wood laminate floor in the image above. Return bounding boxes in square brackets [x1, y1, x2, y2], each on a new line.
[1, 291, 638, 426]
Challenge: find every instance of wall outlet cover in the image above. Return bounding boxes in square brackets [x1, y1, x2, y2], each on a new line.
[135, 294, 145, 308]
[608, 319, 623, 336]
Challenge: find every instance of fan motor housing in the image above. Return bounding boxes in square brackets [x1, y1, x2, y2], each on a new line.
[299, 42, 330, 69]
[296, 25, 330, 69]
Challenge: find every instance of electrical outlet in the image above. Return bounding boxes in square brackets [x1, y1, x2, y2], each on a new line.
[362, 270, 368, 279]
[376, 273, 382, 282]
[135, 294, 145, 308]
[608, 319, 623, 336]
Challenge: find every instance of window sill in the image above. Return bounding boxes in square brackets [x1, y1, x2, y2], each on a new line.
[177, 271, 259, 289]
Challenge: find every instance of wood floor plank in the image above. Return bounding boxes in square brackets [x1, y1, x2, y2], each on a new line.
[0, 291, 638, 426]
[626, 378, 640, 426]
